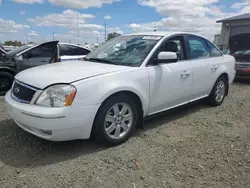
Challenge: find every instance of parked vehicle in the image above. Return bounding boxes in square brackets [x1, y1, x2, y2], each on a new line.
[0, 45, 6, 53]
[222, 49, 230, 55]
[5, 32, 236, 146]
[0, 47, 7, 62]
[229, 34, 250, 79]
[0, 41, 91, 95]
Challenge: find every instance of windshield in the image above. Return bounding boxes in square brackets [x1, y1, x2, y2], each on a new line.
[7, 45, 33, 56]
[85, 35, 162, 66]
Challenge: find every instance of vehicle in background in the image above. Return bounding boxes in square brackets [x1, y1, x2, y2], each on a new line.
[0, 41, 91, 95]
[5, 32, 235, 146]
[0, 45, 6, 52]
[222, 49, 230, 55]
[229, 34, 250, 79]
[0, 47, 7, 62]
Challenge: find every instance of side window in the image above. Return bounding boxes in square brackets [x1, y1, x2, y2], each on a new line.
[60, 45, 80, 56]
[77, 47, 90, 55]
[206, 40, 223, 57]
[29, 43, 55, 58]
[188, 36, 210, 59]
[160, 37, 185, 60]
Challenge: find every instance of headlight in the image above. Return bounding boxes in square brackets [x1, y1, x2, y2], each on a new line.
[35, 84, 77, 107]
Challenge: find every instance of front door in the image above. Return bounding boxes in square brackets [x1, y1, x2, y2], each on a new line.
[147, 36, 193, 115]
[19, 41, 58, 70]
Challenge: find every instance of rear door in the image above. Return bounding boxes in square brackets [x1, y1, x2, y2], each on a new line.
[186, 35, 224, 101]
[20, 41, 58, 70]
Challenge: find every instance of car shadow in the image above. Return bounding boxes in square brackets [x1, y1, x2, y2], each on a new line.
[0, 101, 209, 168]
[0, 119, 105, 168]
[137, 101, 209, 134]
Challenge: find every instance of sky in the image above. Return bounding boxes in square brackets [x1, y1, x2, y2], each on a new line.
[0, 0, 250, 44]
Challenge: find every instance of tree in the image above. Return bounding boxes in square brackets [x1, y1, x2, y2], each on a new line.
[4, 40, 22, 46]
[107, 32, 121, 41]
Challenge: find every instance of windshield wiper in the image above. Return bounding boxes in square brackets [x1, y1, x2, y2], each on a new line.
[85, 57, 118, 65]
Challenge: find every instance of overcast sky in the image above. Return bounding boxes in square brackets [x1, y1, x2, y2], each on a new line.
[0, 0, 250, 44]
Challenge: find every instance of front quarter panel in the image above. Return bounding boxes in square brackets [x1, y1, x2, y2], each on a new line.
[72, 68, 150, 117]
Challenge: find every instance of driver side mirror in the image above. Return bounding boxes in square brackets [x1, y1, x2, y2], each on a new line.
[155, 51, 178, 64]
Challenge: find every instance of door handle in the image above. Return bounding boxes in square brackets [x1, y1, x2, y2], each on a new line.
[41, 60, 49, 63]
[181, 70, 191, 77]
[212, 65, 219, 71]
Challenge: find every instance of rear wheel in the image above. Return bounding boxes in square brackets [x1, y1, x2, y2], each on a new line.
[207, 76, 227, 106]
[92, 94, 138, 146]
[0, 72, 14, 96]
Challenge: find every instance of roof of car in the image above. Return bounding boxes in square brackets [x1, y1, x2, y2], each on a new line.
[124, 31, 207, 39]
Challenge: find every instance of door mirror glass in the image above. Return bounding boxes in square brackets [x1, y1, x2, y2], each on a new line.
[157, 51, 178, 63]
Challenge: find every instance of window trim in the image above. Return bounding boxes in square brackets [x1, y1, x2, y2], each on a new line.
[205, 39, 223, 57]
[146, 34, 188, 66]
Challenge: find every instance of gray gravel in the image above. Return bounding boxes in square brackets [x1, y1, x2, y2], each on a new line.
[0, 81, 250, 188]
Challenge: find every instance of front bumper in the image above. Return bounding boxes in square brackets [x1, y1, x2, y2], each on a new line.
[5, 91, 100, 141]
[235, 70, 250, 79]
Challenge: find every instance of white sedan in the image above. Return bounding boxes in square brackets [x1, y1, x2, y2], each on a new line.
[5, 32, 236, 146]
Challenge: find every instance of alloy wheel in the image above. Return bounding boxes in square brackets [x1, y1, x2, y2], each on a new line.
[215, 80, 226, 103]
[104, 103, 134, 139]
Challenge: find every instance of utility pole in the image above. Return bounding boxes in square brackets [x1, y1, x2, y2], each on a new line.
[96, 37, 99, 44]
[77, 12, 80, 45]
[104, 19, 107, 42]
[26, 35, 28, 44]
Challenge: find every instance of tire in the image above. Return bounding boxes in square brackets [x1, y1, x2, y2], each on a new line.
[92, 94, 138, 146]
[207, 76, 227, 106]
[0, 72, 14, 96]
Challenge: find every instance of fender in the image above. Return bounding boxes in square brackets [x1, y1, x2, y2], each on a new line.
[98, 85, 149, 117]
[73, 68, 150, 117]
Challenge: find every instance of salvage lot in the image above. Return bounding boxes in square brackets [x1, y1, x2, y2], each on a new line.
[0, 82, 250, 188]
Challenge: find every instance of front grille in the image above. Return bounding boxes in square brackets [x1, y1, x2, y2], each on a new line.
[12, 81, 37, 103]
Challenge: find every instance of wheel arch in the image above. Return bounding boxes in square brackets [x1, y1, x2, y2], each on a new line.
[99, 89, 147, 118]
[218, 72, 229, 96]
[0, 67, 17, 76]
[214, 72, 229, 96]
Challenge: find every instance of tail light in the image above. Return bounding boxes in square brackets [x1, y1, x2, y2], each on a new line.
[242, 69, 250, 73]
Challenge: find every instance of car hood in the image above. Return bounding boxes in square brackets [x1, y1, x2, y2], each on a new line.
[15, 61, 131, 89]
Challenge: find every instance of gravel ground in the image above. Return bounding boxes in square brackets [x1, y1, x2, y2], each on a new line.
[0, 81, 250, 188]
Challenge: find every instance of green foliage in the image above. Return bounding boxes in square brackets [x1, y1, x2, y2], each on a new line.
[4, 40, 22, 46]
[107, 32, 121, 41]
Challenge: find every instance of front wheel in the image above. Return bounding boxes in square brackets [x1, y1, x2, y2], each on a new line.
[0, 72, 14, 96]
[207, 76, 227, 106]
[92, 94, 138, 146]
